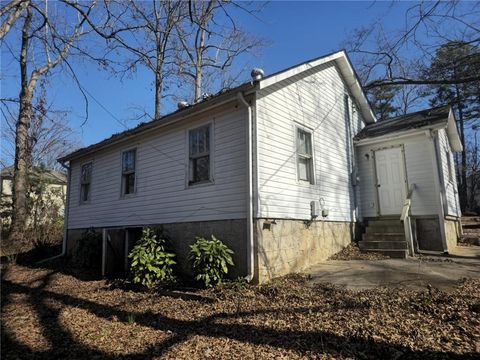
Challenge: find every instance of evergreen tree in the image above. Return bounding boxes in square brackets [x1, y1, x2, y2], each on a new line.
[367, 86, 399, 121]
[427, 41, 480, 210]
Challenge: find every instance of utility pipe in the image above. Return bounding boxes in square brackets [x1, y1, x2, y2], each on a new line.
[237, 91, 254, 282]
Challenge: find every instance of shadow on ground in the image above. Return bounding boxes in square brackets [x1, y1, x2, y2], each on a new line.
[2, 265, 478, 360]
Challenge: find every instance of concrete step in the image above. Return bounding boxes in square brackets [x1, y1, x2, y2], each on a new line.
[363, 233, 405, 242]
[359, 240, 408, 250]
[361, 249, 408, 259]
[366, 220, 404, 233]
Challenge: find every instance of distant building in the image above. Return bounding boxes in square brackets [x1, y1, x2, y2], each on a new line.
[0, 166, 67, 229]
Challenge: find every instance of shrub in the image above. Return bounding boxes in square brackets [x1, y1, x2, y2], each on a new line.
[74, 228, 102, 270]
[128, 227, 176, 288]
[189, 235, 234, 287]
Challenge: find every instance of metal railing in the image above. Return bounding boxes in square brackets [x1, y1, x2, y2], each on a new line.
[400, 184, 416, 256]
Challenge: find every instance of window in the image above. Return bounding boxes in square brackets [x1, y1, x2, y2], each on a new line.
[297, 128, 314, 183]
[80, 162, 92, 203]
[446, 150, 454, 183]
[189, 124, 211, 185]
[122, 149, 136, 195]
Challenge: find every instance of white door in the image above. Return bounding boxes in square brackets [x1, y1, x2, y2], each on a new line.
[374, 147, 406, 215]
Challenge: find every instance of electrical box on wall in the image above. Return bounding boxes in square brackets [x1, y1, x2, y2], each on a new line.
[322, 209, 329, 218]
[310, 201, 320, 218]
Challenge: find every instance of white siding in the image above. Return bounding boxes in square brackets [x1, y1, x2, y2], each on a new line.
[255, 62, 365, 222]
[356, 134, 439, 217]
[67, 104, 247, 229]
[438, 129, 461, 217]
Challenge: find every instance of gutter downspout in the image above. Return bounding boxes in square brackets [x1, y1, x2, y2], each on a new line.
[37, 161, 70, 264]
[237, 92, 254, 282]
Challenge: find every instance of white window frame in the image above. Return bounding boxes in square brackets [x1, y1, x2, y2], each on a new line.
[120, 148, 137, 197]
[186, 121, 214, 188]
[295, 124, 315, 185]
[79, 161, 93, 204]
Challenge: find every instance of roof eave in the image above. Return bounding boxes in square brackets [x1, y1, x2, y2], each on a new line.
[446, 108, 463, 152]
[354, 122, 447, 146]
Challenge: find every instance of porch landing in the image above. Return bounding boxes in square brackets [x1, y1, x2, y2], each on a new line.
[307, 247, 480, 292]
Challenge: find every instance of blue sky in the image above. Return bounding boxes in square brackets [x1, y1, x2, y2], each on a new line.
[1, 1, 414, 151]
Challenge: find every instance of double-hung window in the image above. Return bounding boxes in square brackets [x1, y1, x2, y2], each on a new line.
[297, 128, 314, 184]
[122, 149, 136, 195]
[80, 162, 92, 203]
[189, 124, 211, 185]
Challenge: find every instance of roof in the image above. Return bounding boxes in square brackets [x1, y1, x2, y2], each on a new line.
[354, 105, 463, 151]
[58, 82, 254, 162]
[59, 50, 376, 163]
[1, 166, 67, 184]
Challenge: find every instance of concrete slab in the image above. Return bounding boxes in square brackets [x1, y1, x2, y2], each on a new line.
[307, 254, 480, 292]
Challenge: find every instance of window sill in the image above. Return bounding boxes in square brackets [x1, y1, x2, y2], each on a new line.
[187, 179, 215, 189]
[297, 179, 316, 187]
[120, 192, 137, 199]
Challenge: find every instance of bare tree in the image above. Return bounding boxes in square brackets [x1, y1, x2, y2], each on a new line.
[345, 1, 480, 89]
[0, 0, 28, 39]
[63, 0, 184, 119]
[1, 82, 79, 170]
[175, 0, 264, 102]
[3, 0, 93, 244]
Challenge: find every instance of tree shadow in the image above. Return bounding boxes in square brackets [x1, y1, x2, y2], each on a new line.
[2, 270, 477, 360]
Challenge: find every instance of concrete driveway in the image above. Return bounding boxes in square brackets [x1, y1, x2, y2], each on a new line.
[308, 246, 480, 292]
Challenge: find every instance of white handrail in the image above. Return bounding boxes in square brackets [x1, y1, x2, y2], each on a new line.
[401, 184, 416, 256]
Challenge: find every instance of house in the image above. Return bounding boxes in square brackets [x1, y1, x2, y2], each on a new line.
[58, 50, 462, 282]
[1, 166, 67, 229]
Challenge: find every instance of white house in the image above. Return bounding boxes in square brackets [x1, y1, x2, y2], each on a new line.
[58, 50, 462, 282]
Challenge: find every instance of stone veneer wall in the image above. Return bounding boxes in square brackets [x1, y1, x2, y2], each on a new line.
[67, 219, 248, 278]
[255, 219, 354, 283]
[444, 218, 461, 252]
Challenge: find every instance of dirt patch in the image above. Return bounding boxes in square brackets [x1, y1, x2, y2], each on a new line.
[2, 263, 479, 359]
[328, 243, 390, 261]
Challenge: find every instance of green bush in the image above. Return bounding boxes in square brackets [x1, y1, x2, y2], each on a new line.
[189, 235, 234, 287]
[128, 227, 176, 288]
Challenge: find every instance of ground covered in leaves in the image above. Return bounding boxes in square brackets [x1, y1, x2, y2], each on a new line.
[2, 263, 480, 359]
[328, 243, 390, 261]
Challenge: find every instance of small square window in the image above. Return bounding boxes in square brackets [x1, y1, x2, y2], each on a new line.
[297, 128, 314, 183]
[80, 162, 92, 203]
[122, 149, 136, 195]
[189, 125, 211, 185]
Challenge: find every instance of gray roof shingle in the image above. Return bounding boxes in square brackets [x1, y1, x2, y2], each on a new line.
[355, 105, 451, 140]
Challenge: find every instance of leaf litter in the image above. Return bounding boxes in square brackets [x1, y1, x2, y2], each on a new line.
[1, 264, 479, 359]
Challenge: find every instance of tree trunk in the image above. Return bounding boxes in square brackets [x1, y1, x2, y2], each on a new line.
[194, 64, 202, 102]
[194, 27, 206, 102]
[9, 5, 33, 247]
[10, 87, 35, 246]
[154, 61, 162, 119]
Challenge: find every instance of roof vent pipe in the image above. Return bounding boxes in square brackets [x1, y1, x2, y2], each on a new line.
[251, 68, 265, 81]
[177, 101, 189, 109]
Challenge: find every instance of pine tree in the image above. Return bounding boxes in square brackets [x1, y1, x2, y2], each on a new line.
[428, 41, 480, 211]
[367, 86, 399, 121]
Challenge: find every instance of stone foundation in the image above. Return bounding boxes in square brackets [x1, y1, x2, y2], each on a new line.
[67, 219, 248, 278]
[255, 219, 354, 283]
[445, 218, 461, 251]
